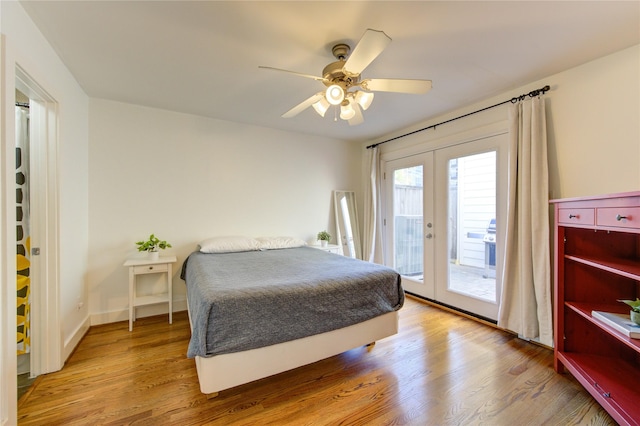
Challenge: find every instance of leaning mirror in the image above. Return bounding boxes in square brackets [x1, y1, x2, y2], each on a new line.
[334, 190, 362, 259]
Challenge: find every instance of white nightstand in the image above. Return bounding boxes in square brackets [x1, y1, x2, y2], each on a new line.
[310, 244, 342, 255]
[124, 256, 177, 331]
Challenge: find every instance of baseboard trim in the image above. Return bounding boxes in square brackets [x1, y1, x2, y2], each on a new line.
[90, 298, 188, 326]
[405, 292, 498, 327]
[63, 315, 90, 363]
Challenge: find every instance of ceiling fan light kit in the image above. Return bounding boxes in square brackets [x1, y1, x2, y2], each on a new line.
[260, 29, 432, 125]
[340, 99, 356, 120]
[325, 84, 345, 105]
[355, 90, 374, 110]
[312, 96, 330, 117]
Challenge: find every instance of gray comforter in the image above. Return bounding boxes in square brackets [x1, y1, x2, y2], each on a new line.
[180, 247, 404, 358]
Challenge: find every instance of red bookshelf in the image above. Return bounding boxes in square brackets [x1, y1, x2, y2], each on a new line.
[552, 191, 640, 426]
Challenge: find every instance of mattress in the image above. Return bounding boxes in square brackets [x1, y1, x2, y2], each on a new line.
[180, 247, 404, 358]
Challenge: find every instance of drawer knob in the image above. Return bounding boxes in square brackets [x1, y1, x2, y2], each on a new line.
[616, 214, 627, 221]
[568, 214, 578, 219]
[148, 266, 154, 270]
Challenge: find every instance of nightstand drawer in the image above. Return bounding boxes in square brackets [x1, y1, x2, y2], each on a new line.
[558, 208, 594, 226]
[133, 263, 168, 274]
[310, 244, 342, 255]
[597, 207, 640, 229]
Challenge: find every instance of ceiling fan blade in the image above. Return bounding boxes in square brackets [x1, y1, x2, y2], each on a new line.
[348, 103, 364, 126]
[343, 29, 392, 77]
[259, 66, 326, 82]
[362, 78, 432, 94]
[282, 93, 324, 118]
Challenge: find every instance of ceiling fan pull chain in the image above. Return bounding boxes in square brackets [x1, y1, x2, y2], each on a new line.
[334, 106, 338, 122]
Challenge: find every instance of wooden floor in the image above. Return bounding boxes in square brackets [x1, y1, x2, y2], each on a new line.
[18, 296, 614, 425]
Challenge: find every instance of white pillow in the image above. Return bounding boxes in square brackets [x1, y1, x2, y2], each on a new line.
[256, 236, 307, 250]
[198, 236, 261, 253]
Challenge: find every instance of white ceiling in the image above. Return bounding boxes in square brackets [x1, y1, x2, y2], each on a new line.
[20, 1, 640, 143]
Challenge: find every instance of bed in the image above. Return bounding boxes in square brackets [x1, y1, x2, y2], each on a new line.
[180, 237, 404, 396]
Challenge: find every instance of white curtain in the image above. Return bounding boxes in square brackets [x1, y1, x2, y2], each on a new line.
[363, 146, 382, 263]
[498, 97, 553, 347]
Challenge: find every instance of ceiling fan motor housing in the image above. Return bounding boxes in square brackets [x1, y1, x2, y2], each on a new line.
[322, 43, 359, 89]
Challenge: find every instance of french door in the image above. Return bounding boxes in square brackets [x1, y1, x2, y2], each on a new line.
[384, 134, 506, 320]
[384, 152, 436, 299]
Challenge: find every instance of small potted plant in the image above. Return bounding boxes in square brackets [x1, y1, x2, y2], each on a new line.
[317, 230, 331, 247]
[620, 298, 640, 325]
[136, 233, 172, 260]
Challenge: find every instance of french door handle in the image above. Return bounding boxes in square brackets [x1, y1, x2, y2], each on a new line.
[425, 233, 433, 239]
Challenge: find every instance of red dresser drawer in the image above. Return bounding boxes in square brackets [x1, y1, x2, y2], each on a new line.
[596, 207, 640, 229]
[558, 208, 594, 226]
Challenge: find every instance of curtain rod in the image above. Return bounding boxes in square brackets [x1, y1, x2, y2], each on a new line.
[366, 85, 550, 150]
[16, 102, 30, 108]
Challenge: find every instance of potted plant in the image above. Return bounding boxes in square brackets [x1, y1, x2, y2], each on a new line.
[317, 230, 331, 247]
[620, 298, 640, 325]
[136, 233, 172, 260]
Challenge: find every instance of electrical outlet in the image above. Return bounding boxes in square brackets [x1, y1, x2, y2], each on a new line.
[76, 301, 84, 310]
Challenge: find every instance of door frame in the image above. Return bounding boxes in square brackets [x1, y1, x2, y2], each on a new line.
[2, 35, 61, 426]
[15, 66, 62, 377]
[1, 32, 18, 426]
[380, 121, 508, 320]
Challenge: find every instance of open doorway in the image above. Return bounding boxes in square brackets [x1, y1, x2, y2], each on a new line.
[15, 89, 34, 398]
[14, 66, 61, 397]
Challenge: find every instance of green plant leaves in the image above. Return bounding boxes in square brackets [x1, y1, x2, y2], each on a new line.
[619, 298, 640, 313]
[135, 233, 172, 252]
[317, 230, 331, 241]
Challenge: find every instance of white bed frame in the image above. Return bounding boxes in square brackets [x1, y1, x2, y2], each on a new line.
[191, 311, 399, 396]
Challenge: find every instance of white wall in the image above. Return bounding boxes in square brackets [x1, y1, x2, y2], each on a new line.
[372, 45, 640, 200]
[88, 99, 361, 323]
[546, 44, 640, 198]
[4, 0, 91, 350]
[1, 2, 90, 423]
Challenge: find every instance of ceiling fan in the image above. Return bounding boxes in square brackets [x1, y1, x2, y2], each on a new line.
[259, 29, 432, 126]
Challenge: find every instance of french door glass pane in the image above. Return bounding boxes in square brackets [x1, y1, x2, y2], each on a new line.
[447, 151, 496, 302]
[393, 165, 423, 278]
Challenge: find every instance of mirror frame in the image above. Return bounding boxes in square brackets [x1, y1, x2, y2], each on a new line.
[334, 190, 362, 259]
